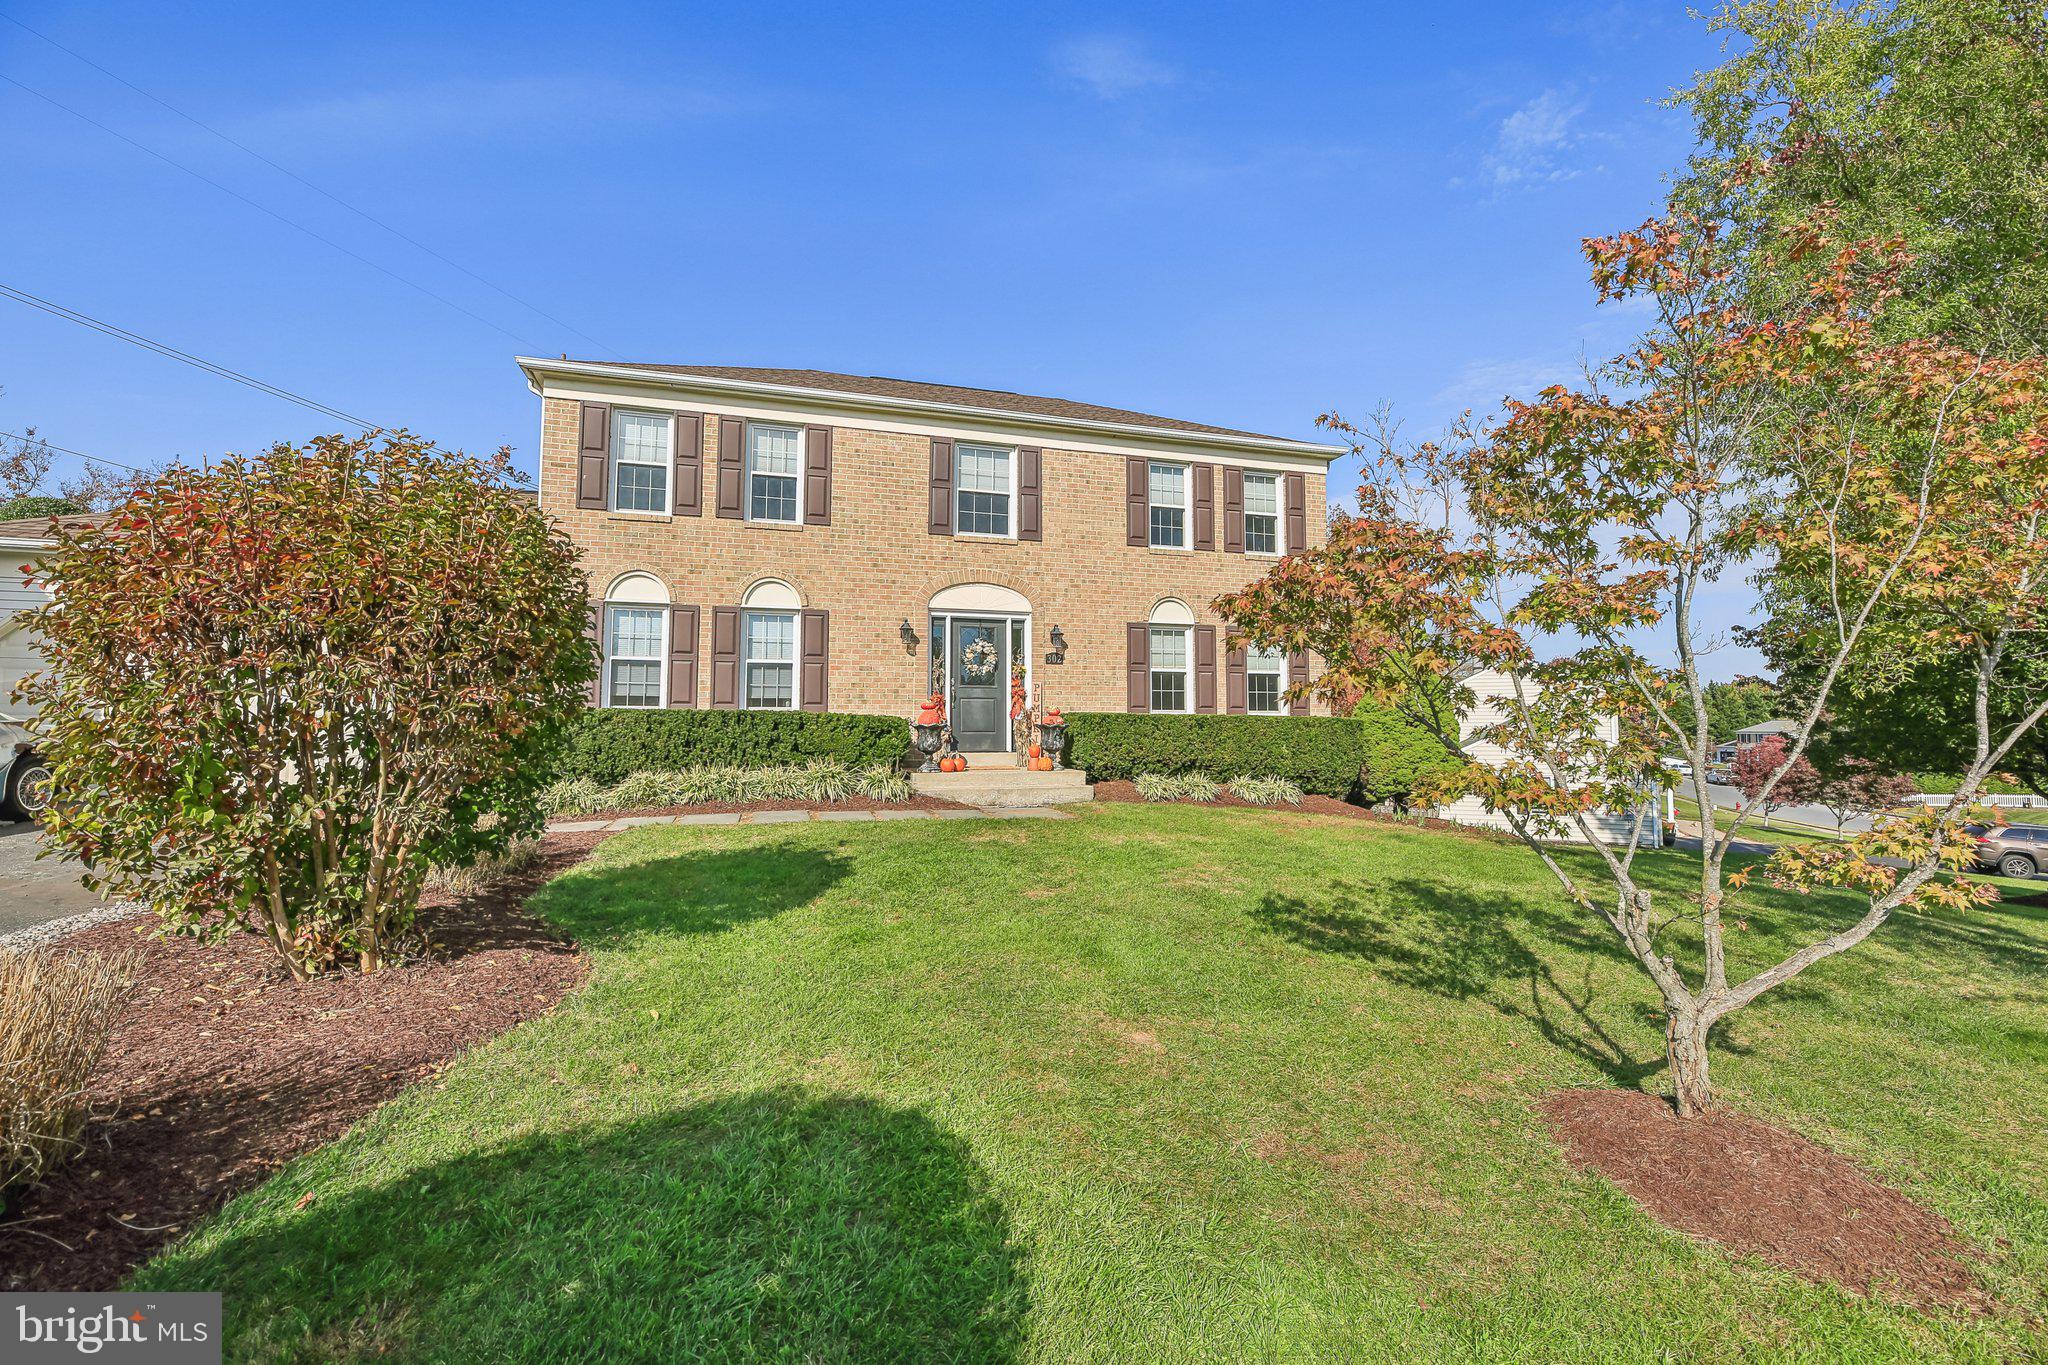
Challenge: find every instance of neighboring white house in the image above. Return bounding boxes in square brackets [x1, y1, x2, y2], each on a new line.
[0, 513, 99, 719]
[1431, 666, 1662, 846]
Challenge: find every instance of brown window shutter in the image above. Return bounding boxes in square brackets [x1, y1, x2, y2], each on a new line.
[1222, 468, 1244, 553]
[710, 607, 740, 708]
[1285, 473, 1308, 554]
[1126, 623, 1150, 712]
[716, 418, 745, 519]
[1288, 651, 1310, 715]
[1195, 625, 1217, 712]
[1193, 464, 1215, 551]
[928, 438, 954, 536]
[576, 403, 610, 510]
[1225, 644, 1247, 714]
[799, 609, 829, 711]
[672, 413, 703, 516]
[586, 601, 604, 705]
[667, 605, 699, 707]
[1125, 457, 1147, 546]
[1017, 446, 1042, 541]
[803, 427, 832, 526]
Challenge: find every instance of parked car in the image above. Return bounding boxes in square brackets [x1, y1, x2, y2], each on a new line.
[0, 718, 51, 821]
[1965, 823, 2048, 879]
[1662, 757, 1693, 777]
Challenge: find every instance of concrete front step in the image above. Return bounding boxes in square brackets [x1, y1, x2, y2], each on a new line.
[910, 765, 1093, 807]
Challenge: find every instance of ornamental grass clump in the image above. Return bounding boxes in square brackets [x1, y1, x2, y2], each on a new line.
[1135, 772, 1220, 803]
[19, 434, 593, 979]
[1229, 776, 1305, 806]
[1, 948, 137, 1198]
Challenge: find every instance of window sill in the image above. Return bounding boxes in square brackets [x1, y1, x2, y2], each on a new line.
[1147, 544, 1194, 554]
[743, 519, 806, 532]
[604, 510, 673, 522]
[956, 531, 1017, 544]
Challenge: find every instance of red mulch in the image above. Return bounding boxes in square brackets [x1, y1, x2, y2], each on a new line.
[0, 832, 602, 1293]
[568, 793, 969, 820]
[1090, 780, 1505, 839]
[1540, 1089, 1988, 1312]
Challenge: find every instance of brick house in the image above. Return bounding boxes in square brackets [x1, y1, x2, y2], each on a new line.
[520, 359, 1343, 754]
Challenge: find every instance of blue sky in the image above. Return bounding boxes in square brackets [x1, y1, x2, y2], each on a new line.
[0, 1, 1764, 675]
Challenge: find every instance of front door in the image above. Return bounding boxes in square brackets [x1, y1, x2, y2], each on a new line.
[950, 617, 1008, 752]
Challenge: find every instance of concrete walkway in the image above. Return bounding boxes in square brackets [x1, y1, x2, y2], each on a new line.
[0, 820, 109, 938]
[548, 805, 1074, 834]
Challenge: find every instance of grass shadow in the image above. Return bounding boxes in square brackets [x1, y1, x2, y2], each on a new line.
[534, 844, 853, 949]
[1250, 875, 1740, 1091]
[148, 1089, 1028, 1362]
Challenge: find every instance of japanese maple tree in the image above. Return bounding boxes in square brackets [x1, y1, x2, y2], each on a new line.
[1219, 206, 2048, 1117]
[1809, 759, 1917, 840]
[1729, 736, 1819, 829]
[17, 432, 592, 978]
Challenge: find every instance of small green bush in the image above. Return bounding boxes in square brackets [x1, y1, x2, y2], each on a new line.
[1228, 776, 1304, 806]
[1065, 708, 1456, 803]
[1135, 772, 1221, 802]
[560, 710, 906, 785]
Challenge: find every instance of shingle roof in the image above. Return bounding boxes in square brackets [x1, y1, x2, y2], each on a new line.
[574, 363, 1315, 446]
[0, 512, 109, 542]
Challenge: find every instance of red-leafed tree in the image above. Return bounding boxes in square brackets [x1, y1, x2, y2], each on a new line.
[1730, 736, 1819, 829]
[1219, 204, 2048, 1117]
[16, 432, 592, 978]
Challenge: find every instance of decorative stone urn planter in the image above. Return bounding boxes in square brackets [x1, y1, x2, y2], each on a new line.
[1037, 709, 1067, 771]
[911, 694, 947, 773]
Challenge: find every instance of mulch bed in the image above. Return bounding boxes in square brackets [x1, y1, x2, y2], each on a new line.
[0, 832, 603, 1293]
[564, 793, 970, 820]
[1540, 1088, 1988, 1312]
[1090, 780, 1506, 839]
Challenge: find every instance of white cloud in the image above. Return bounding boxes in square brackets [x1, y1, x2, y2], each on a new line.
[1471, 86, 1593, 192]
[1049, 35, 1177, 100]
[227, 75, 725, 152]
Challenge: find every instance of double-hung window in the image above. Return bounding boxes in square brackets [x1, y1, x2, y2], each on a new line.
[610, 411, 670, 513]
[743, 611, 796, 709]
[1243, 472, 1280, 555]
[746, 423, 802, 523]
[1246, 645, 1285, 714]
[604, 605, 665, 707]
[955, 443, 1012, 537]
[1148, 462, 1187, 548]
[1149, 626, 1191, 713]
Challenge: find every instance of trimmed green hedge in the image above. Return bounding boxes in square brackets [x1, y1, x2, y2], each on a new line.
[1063, 708, 1459, 804]
[559, 709, 905, 785]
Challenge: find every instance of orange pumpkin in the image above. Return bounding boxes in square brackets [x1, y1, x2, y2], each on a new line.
[1027, 743, 1043, 759]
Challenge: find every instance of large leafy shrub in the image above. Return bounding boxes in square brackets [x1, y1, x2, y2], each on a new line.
[17, 434, 592, 978]
[560, 709, 905, 784]
[1064, 709, 1455, 802]
[540, 762, 910, 816]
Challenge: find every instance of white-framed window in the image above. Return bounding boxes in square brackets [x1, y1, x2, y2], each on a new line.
[1243, 472, 1280, 555]
[955, 442, 1013, 537]
[743, 610, 796, 709]
[604, 605, 666, 707]
[1149, 625, 1191, 713]
[746, 423, 802, 524]
[1148, 461, 1187, 548]
[610, 410, 671, 514]
[1246, 644, 1286, 714]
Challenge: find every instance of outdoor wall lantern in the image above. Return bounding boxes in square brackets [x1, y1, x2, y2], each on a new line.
[899, 619, 918, 654]
[1047, 624, 1067, 664]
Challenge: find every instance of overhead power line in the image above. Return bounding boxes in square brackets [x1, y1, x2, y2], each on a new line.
[0, 12, 619, 359]
[0, 69, 553, 353]
[0, 283, 376, 429]
[0, 429, 149, 475]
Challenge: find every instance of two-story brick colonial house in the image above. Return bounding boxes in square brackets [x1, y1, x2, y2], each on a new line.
[521, 359, 1344, 753]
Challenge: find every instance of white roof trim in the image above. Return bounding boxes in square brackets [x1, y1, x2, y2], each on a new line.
[517, 358, 1346, 461]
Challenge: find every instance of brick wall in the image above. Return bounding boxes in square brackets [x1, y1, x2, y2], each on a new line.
[539, 394, 1331, 718]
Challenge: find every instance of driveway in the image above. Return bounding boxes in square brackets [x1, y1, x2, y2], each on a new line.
[0, 820, 108, 936]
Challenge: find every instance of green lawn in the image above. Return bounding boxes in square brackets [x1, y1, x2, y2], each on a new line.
[138, 805, 2048, 1361]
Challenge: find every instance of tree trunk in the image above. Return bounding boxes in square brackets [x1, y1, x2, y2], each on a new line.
[1667, 1008, 1714, 1117]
